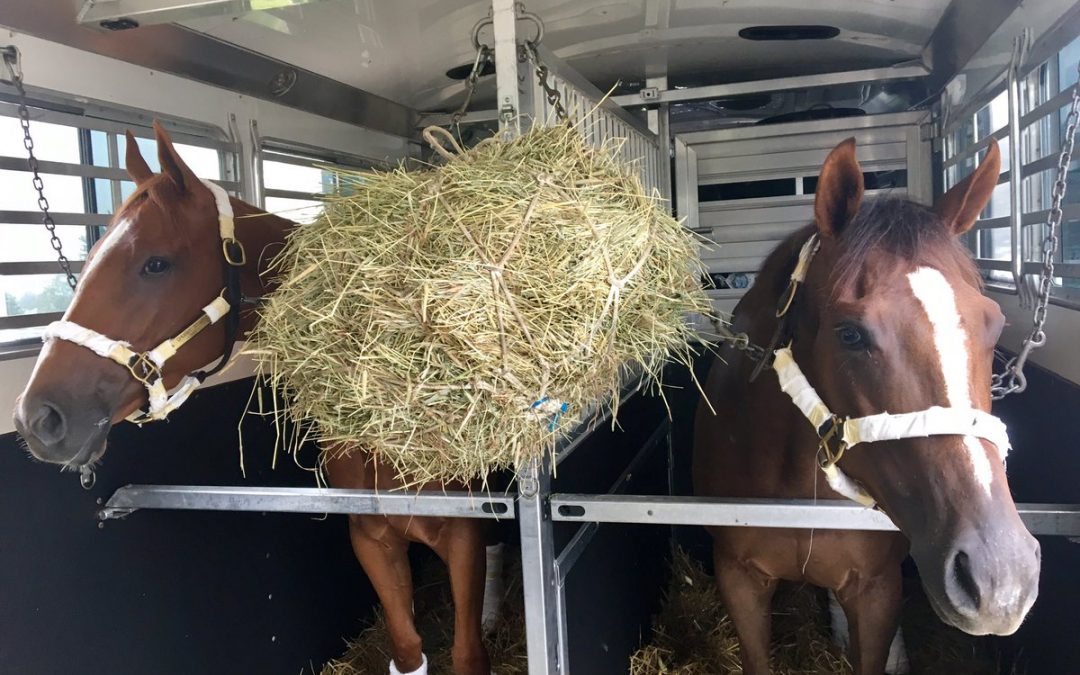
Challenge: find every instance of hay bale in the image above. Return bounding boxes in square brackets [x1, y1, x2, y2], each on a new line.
[248, 124, 710, 485]
[631, 549, 1018, 675]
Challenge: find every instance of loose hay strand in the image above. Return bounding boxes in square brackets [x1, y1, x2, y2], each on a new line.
[246, 124, 711, 484]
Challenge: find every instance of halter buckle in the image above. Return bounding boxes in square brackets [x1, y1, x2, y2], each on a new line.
[223, 238, 247, 267]
[815, 415, 848, 470]
[125, 352, 161, 386]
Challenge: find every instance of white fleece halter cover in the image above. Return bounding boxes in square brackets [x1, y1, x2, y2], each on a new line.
[773, 235, 1011, 508]
[42, 179, 237, 424]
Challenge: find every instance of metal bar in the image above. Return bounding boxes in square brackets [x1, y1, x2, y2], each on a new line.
[549, 495, 1080, 536]
[249, 119, 264, 208]
[492, 0, 521, 137]
[0, 210, 111, 226]
[943, 127, 1009, 170]
[0, 312, 63, 330]
[975, 258, 1013, 271]
[0, 3, 418, 139]
[0, 101, 236, 150]
[98, 485, 514, 521]
[1025, 261, 1080, 278]
[1007, 47, 1026, 301]
[263, 188, 323, 201]
[975, 204, 1080, 231]
[0, 261, 86, 275]
[417, 109, 500, 127]
[516, 461, 563, 675]
[1021, 86, 1077, 128]
[612, 64, 929, 107]
[261, 137, 385, 170]
[681, 110, 930, 146]
[0, 155, 128, 180]
[76, 0, 333, 27]
[555, 421, 669, 583]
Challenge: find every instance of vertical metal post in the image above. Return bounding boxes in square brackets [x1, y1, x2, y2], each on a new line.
[1007, 35, 1027, 305]
[518, 459, 563, 675]
[249, 119, 264, 208]
[646, 75, 673, 205]
[492, 0, 521, 139]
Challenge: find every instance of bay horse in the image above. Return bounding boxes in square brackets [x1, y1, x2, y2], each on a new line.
[13, 122, 493, 675]
[694, 138, 1041, 674]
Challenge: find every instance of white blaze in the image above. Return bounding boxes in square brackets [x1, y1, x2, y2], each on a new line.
[907, 266, 994, 495]
[62, 217, 133, 320]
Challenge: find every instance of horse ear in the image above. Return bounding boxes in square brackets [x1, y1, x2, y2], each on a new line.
[153, 119, 197, 193]
[814, 137, 864, 238]
[936, 138, 1001, 235]
[124, 130, 154, 185]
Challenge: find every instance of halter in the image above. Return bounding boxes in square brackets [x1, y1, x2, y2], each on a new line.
[771, 234, 1012, 507]
[42, 179, 247, 425]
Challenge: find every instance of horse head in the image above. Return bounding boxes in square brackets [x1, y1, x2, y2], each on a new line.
[794, 137, 1039, 635]
[13, 121, 275, 470]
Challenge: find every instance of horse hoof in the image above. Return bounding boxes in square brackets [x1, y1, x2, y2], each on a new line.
[390, 653, 428, 675]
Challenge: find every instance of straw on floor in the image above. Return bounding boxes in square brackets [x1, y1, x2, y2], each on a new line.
[246, 124, 710, 486]
[630, 549, 1013, 675]
[319, 552, 527, 675]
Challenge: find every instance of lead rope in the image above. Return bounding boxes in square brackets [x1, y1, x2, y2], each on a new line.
[2, 46, 93, 490]
[991, 59, 1080, 400]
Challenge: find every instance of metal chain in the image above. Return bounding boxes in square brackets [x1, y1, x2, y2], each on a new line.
[992, 59, 1080, 400]
[523, 41, 568, 123]
[1, 46, 78, 291]
[449, 44, 492, 136]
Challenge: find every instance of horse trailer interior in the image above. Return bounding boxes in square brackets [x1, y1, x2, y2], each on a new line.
[3, 1, 1080, 674]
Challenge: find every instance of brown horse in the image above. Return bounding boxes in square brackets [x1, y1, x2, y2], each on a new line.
[13, 122, 492, 675]
[694, 138, 1040, 674]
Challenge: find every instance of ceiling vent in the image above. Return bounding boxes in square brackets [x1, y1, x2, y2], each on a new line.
[738, 25, 840, 41]
[445, 59, 496, 81]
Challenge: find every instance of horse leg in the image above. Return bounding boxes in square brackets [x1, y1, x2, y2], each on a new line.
[713, 546, 778, 675]
[347, 515, 427, 675]
[834, 569, 903, 675]
[431, 519, 491, 675]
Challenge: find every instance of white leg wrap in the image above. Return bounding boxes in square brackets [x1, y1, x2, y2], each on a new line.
[827, 590, 850, 651]
[389, 653, 428, 675]
[829, 590, 909, 674]
[482, 542, 506, 634]
[885, 625, 910, 674]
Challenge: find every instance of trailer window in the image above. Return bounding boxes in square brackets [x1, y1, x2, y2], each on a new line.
[944, 36, 1080, 306]
[258, 142, 380, 225]
[0, 103, 236, 351]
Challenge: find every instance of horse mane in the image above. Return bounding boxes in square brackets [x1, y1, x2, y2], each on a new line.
[759, 195, 982, 300]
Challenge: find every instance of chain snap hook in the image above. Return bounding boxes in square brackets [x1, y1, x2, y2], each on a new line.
[79, 465, 96, 490]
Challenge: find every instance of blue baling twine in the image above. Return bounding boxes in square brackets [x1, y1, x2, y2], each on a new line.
[532, 397, 571, 432]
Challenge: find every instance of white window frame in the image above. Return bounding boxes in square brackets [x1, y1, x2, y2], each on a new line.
[943, 35, 1080, 309]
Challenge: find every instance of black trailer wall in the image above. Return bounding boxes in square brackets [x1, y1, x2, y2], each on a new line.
[0, 378, 377, 675]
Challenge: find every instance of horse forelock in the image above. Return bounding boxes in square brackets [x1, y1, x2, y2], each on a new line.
[829, 196, 981, 296]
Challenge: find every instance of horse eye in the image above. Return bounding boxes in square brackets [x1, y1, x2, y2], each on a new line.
[835, 324, 866, 348]
[142, 257, 171, 276]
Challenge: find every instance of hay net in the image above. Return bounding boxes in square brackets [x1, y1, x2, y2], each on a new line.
[246, 123, 711, 487]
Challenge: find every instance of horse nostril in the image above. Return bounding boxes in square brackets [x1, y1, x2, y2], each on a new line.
[949, 550, 982, 612]
[30, 401, 67, 446]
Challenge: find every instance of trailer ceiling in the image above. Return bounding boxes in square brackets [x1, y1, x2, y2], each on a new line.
[174, 0, 954, 111]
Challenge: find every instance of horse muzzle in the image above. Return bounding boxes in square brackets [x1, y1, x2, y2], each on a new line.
[13, 392, 110, 468]
[914, 524, 1040, 635]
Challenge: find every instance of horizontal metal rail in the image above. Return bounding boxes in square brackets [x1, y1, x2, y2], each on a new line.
[549, 495, 1080, 536]
[99, 485, 515, 521]
[613, 64, 929, 107]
